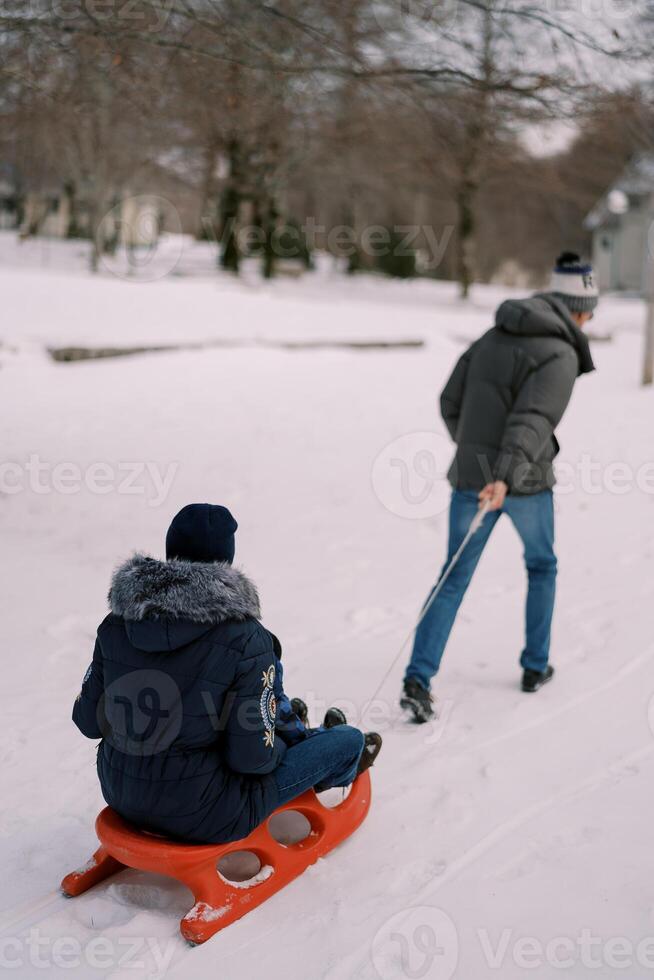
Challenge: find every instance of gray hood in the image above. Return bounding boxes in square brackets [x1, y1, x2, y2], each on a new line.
[495, 293, 595, 375]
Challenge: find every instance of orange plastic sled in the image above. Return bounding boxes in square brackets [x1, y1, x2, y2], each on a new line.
[61, 771, 371, 945]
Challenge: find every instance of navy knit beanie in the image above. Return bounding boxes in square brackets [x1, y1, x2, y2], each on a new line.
[550, 251, 599, 314]
[166, 504, 238, 564]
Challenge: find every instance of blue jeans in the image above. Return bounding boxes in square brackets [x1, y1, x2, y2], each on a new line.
[405, 489, 557, 687]
[272, 726, 365, 807]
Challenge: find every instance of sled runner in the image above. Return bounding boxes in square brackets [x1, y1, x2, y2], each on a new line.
[61, 770, 371, 945]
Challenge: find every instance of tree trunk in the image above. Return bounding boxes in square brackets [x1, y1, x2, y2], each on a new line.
[456, 176, 477, 299]
[196, 139, 219, 241]
[219, 138, 241, 273]
[262, 199, 278, 279]
[455, 0, 493, 299]
[89, 201, 102, 273]
[643, 299, 654, 386]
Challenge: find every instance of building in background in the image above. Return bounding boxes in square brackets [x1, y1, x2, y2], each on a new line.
[585, 153, 654, 295]
[585, 153, 654, 294]
[0, 160, 198, 245]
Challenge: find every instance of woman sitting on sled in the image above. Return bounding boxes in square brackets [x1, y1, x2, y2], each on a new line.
[72, 504, 381, 844]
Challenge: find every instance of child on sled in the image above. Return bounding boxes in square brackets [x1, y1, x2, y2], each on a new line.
[72, 504, 381, 844]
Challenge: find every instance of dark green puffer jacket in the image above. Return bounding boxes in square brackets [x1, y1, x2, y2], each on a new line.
[441, 293, 595, 495]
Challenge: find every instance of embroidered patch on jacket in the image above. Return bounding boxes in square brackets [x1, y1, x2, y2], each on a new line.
[260, 665, 277, 748]
[76, 663, 93, 701]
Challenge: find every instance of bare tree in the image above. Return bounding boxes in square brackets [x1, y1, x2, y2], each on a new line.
[1, 0, 649, 286]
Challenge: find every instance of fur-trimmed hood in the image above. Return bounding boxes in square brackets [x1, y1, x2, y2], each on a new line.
[109, 554, 261, 625]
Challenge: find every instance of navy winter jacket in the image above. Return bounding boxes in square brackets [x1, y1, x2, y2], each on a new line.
[72, 555, 291, 843]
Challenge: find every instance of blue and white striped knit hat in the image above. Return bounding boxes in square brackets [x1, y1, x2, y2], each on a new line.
[550, 251, 599, 314]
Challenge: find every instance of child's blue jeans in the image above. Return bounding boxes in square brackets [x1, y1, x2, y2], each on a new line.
[272, 725, 365, 806]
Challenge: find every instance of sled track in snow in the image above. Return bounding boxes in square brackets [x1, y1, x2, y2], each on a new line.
[419, 741, 654, 897]
[4, 650, 652, 973]
[0, 865, 290, 978]
[455, 645, 654, 759]
[332, 743, 654, 979]
[0, 887, 192, 979]
[0, 889, 63, 937]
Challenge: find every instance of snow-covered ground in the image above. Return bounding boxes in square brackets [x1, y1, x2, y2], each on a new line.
[1, 232, 653, 979]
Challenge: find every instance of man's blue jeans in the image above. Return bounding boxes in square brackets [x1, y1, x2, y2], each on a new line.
[272, 726, 365, 807]
[405, 489, 557, 688]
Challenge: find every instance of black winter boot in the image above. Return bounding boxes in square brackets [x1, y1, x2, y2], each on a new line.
[290, 697, 309, 726]
[521, 665, 555, 693]
[323, 707, 348, 729]
[400, 677, 435, 724]
[357, 733, 382, 775]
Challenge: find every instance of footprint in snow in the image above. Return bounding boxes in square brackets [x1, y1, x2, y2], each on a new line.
[70, 896, 122, 930]
[105, 878, 186, 912]
[550, 825, 602, 849]
[493, 851, 542, 882]
[344, 606, 398, 636]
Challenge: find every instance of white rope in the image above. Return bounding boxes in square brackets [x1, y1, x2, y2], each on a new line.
[369, 499, 492, 705]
